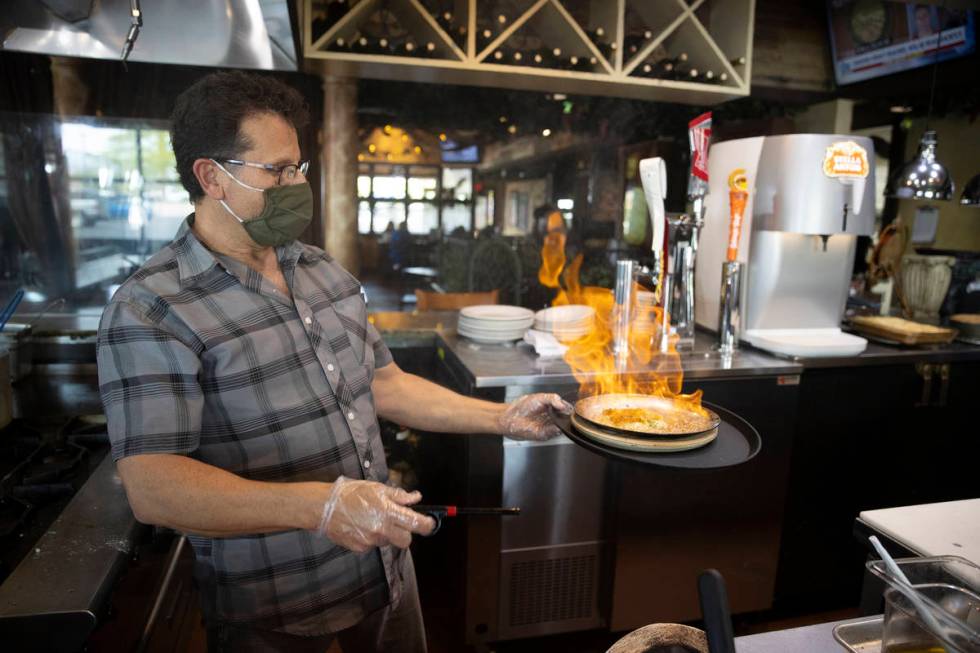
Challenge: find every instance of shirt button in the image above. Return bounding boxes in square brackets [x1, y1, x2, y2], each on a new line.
[347, 411, 355, 420]
[363, 459, 371, 469]
[327, 363, 335, 372]
[304, 316, 312, 325]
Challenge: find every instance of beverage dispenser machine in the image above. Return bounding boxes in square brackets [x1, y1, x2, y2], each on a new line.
[695, 134, 876, 357]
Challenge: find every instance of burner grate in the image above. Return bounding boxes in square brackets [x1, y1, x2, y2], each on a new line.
[0, 496, 31, 540]
[0, 417, 109, 584]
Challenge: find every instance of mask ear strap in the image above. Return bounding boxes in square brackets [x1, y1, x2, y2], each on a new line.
[218, 199, 246, 224]
[211, 159, 264, 193]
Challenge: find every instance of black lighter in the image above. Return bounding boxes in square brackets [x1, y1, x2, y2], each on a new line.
[412, 504, 521, 535]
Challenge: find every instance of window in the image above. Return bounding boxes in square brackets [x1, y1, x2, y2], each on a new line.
[474, 191, 494, 231]
[66, 122, 192, 289]
[557, 197, 574, 223]
[372, 174, 407, 199]
[407, 202, 438, 234]
[357, 163, 475, 236]
[358, 200, 372, 233]
[373, 202, 406, 233]
[442, 203, 471, 234]
[441, 168, 472, 202]
[357, 175, 372, 198]
[0, 114, 193, 311]
[408, 174, 437, 201]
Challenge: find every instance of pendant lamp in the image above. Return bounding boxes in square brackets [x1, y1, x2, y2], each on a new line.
[886, 130, 954, 200]
[885, 5, 954, 201]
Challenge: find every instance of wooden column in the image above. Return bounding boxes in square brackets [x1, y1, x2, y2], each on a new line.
[50, 57, 91, 116]
[321, 75, 359, 275]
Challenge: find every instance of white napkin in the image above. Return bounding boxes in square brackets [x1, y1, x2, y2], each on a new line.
[523, 329, 568, 358]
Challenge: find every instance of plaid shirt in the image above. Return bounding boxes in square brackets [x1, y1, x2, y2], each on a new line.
[97, 217, 402, 635]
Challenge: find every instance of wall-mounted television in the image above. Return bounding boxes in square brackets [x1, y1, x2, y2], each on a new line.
[827, 1, 976, 85]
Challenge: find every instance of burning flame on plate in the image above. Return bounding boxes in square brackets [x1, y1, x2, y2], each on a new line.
[538, 213, 704, 414]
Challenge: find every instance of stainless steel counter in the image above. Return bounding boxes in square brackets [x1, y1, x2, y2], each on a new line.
[0, 453, 138, 650]
[438, 330, 804, 388]
[370, 311, 804, 389]
[370, 311, 980, 390]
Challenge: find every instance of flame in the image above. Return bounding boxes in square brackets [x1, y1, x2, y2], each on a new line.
[538, 212, 567, 288]
[538, 215, 703, 413]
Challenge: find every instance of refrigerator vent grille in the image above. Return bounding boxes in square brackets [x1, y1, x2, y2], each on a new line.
[508, 554, 595, 627]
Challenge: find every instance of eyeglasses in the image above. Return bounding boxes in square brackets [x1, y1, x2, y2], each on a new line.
[217, 158, 310, 185]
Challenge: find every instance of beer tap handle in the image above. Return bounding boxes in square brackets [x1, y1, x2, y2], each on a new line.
[639, 157, 667, 256]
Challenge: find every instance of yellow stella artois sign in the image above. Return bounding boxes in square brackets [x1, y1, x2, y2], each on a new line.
[823, 141, 869, 179]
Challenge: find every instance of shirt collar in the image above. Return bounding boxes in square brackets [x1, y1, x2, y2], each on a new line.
[173, 214, 315, 284]
[282, 238, 312, 266]
[173, 215, 220, 284]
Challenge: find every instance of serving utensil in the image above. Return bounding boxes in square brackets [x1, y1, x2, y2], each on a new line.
[698, 569, 736, 653]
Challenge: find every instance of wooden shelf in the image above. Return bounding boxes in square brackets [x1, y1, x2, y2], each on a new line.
[304, 0, 754, 105]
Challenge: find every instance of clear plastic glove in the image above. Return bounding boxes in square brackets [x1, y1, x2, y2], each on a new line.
[498, 393, 573, 441]
[317, 476, 435, 553]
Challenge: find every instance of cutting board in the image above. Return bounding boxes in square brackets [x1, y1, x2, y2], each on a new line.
[848, 316, 957, 346]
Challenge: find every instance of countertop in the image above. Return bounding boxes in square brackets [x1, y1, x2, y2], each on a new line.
[369, 311, 980, 389]
[796, 339, 980, 368]
[735, 617, 872, 653]
[7, 310, 978, 400]
[858, 499, 980, 563]
[371, 311, 804, 388]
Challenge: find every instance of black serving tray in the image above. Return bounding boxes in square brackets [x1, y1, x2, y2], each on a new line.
[554, 401, 760, 470]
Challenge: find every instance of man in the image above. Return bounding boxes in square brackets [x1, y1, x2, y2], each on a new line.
[96, 71, 570, 653]
[912, 4, 936, 38]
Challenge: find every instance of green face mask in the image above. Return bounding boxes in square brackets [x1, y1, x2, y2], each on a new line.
[213, 159, 313, 247]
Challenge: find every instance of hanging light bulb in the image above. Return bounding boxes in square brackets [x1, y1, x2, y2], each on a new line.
[960, 173, 980, 207]
[885, 130, 954, 200]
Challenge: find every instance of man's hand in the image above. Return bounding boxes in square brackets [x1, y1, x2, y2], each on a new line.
[317, 476, 436, 553]
[498, 393, 573, 441]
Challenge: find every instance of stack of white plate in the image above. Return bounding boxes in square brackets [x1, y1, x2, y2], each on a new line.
[458, 305, 535, 344]
[533, 304, 595, 341]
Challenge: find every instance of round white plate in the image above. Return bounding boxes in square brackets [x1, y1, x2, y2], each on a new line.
[570, 414, 718, 452]
[458, 330, 524, 344]
[460, 305, 535, 321]
[460, 316, 534, 330]
[535, 313, 593, 324]
[458, 323, 529, 335]
[458, 325, 528, 336]
[534, 322, 592, 333]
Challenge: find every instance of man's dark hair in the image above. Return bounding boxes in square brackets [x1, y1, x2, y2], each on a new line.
[170, 71, 310, 202]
